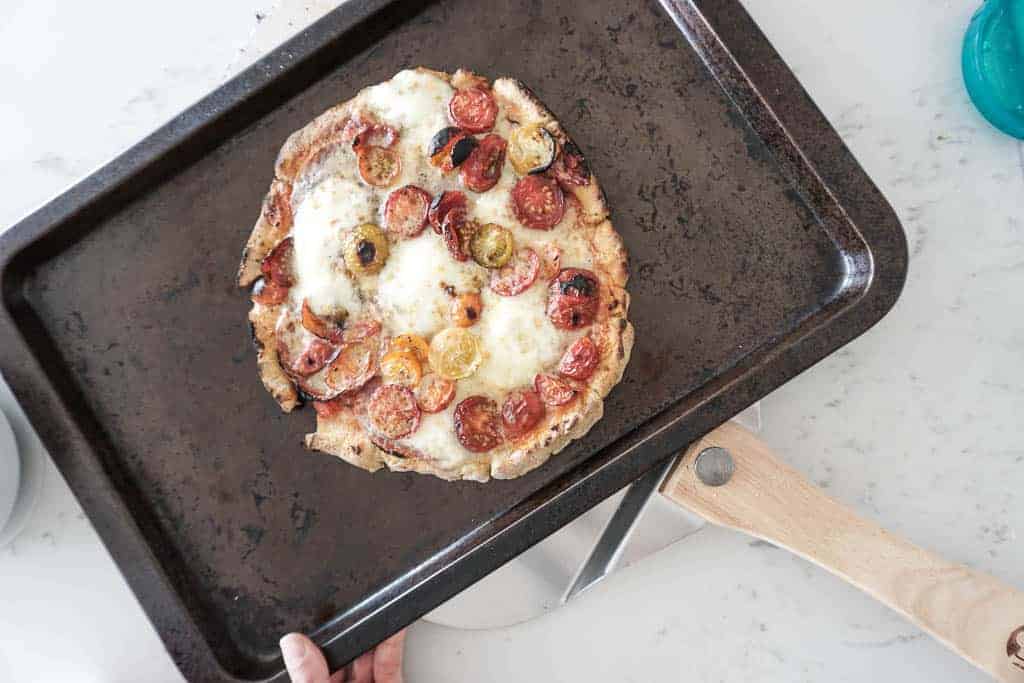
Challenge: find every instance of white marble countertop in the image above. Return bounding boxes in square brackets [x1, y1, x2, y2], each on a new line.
[1, 1, 1021, 681]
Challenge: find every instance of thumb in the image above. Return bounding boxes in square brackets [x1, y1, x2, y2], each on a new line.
[280, 632, 330, 683]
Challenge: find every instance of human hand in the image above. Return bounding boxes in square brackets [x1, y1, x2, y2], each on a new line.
[280, 629, 406, 683]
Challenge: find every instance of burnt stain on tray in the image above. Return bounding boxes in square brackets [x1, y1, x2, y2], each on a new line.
[0, 0, 906, 679]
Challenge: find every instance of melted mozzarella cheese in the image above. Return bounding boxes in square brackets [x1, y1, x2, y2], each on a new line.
[376, 234, 485, 338]
[289, 176, 375, 315]
[362, 70, 453, 165]
[402, 375, 497, 468]
[475, 284, 564, 390]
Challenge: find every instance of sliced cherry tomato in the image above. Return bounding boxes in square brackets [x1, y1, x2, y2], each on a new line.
[454, 396, 503, 453]
[252, 278, 288, 305]
[489, 247, 540, 296]
[428, 191, 468, 234]
[440, 206, 471, 261]
[357, 146, 401, 187]
[548, 140, 591, 190]
[428, 127, 476, 173]
[342, 114, 399, 149]
[313, 396, 348, 418]
[460, 134, 507, 192]
[449, 87, 498, 134]
[547, 268, 600, 330]
[301, 299, 346, 344]
[341, 319, 382, 344]
[366, 384, 421, 439]
[470, 223, 513, 268]
[534, 373, 578, 406]
[558, 336, 599, 381]
[416, 374, 456, 413]
[289, 338, 340, 377]
[512, 175, 565, 230]
[388, 334, 430, 364]
[450, 292, 483, 327]
[343, 223, 390, 275]
[324, 336, 379, 393]
[384, 185, 431, 239]
[509, 124, 556, 176]
[380, 350, 423, 388]
[540, 244, 562, 281]
[261, 237, 295, 286]
[501, 389, 546, 438]
[429, 328, 482, 380]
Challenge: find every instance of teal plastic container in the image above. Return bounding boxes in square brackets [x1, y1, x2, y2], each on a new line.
[962, 0, 1024, 139]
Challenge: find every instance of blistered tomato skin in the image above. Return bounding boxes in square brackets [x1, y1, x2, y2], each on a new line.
[450, 293, 483, 327]
[558, 336, 600, 381]
[454, 396, 503, 453]
[429, 127, 476, 173]
[428, 191, 468, 233]
[344, 223, 390, 275]
[501, 389, 545, 438]
[534, 373, 577, 406]
[509, 124, 556, 176]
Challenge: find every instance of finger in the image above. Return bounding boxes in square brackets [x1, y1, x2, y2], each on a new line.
[373, 630, 406, 683]
[328, 664, 352, 683]
[349, 651, 375, 683]
[280, 632, 330, 683]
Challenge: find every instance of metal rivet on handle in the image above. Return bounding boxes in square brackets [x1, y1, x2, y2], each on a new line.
[695, 447, 735, 486]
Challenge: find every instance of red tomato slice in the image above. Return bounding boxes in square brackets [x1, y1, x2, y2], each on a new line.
[489, 248, 540, 296]
[460, 134, 507, 192]
[428, 191, 468, 234]
[534, 373, 578, 406]
[324, 336, 380, 393]
[441, 206, 470, 261]
[261, 237, 294, 287]
[558, 336, 599, 381]
[301, 299, 345, 344]
[366, 384, 421, 439]
[384, 185, 431, 238]
[547, 268, 600, 330]
[252, 278, 288, 305]
[511, 175, 565, 230]
[449, 87, 498, 134]
[548, 141, 591, 191]
[454, 396, 503, 453]
[501, 389, 546, 437]
[313, 396, 348, 418]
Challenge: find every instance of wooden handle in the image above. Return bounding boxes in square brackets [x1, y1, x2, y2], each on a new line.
[660, 422, 1024, 682]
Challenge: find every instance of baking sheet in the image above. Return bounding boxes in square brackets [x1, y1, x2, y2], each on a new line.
[0, 0, 906, 679]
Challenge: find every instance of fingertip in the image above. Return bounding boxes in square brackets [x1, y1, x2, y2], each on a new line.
[280, 632, 329, 683]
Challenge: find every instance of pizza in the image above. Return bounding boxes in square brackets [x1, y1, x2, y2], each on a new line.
[238, 68, 632, 481]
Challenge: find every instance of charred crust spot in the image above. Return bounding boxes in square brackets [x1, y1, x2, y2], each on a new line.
[466, 307, 478, 320]
[442, 283, 456, 297]
[351, 445, 361, 455]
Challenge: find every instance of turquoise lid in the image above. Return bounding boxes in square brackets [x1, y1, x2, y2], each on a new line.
[962, 0, 1024, 139]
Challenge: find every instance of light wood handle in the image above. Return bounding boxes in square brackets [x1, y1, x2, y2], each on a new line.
[660, 421, 1024, 682]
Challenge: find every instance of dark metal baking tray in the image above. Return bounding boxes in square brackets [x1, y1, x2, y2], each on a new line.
[0, 0, 906, 679]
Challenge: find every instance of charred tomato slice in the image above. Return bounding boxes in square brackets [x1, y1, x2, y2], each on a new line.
[547, 268, 600, 330]
[460, 134, 507, 192]
[251, 278, 288, 306]
[428, 191, 468, 234]
[366, 384, 421, 439]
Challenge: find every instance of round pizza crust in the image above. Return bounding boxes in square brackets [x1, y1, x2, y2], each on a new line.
[240, 68, 633, 482]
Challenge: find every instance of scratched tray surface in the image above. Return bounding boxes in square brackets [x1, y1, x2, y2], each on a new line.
[14, 0, 864, 679]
